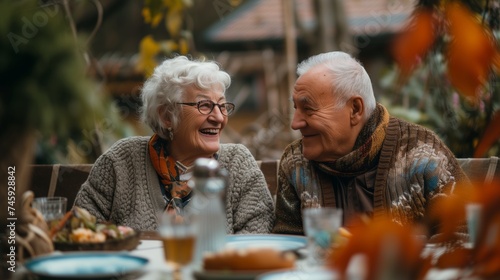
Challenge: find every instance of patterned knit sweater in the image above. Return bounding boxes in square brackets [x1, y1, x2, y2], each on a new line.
[74, 136, 275, 233]
[273, 117, 470, 234]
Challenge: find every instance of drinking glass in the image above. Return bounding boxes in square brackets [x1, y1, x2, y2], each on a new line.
[303, 207, 343, 268]
[159, 211, 197, 280]
[466, 203, 482, 247]
[32, 197, 67, 225]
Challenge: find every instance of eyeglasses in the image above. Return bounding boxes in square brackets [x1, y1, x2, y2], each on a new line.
[177, 100, 236, 116]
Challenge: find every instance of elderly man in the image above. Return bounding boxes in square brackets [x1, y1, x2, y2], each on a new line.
[272, 51, 469, 235]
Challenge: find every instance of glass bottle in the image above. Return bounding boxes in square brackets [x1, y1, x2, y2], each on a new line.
[186, 158, 227, 265]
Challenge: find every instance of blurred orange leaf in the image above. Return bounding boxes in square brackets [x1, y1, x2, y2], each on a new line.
[392, 7, 437, 78]
[470, 181, 500, 278]
[445, 2, 497, 104]
[428, 179, 500, 277]
[328, 217, 425, 279]
[435, 247, 472, 268]
[427, 184, 471, 243]
[493, 52, 500, 73]
[474, 214, 500, 278]
[473, 110, 500, 157]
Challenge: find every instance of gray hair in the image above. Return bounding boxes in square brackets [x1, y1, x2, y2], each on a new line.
[140, 56, 231, 139]
[297, 51, 376, 119]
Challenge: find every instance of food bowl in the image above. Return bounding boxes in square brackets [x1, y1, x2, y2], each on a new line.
[53, 230, 141, 252]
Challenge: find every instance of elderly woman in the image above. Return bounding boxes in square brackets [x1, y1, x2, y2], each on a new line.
[74, 56, 274, 233]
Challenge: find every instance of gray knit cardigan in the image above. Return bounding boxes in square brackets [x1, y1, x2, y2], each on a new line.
[73, 136, 275, 233]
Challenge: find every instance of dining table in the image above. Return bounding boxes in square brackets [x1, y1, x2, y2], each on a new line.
[129, 232, 474, 280]
[130, 231, 316, 280]
[130, 231, 183, 279]
[15, 231, 472, 280]
[13, 231, 168, 280]
[15, 231, 320, 280]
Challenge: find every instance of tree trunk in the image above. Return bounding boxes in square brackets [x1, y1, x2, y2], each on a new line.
[313, 0, 356, 55]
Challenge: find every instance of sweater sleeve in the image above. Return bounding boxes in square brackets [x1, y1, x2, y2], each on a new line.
[73, 154, 116, 222]
[423, 133, 471, 237]
[224, 144, 275, 234]
[272, 149, 304, 235]
[385, 119, 471, 234]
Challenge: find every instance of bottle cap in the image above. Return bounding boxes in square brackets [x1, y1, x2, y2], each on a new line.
[192, 158, 220, 178]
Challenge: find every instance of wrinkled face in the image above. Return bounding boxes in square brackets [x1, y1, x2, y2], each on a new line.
[170, 85, 228, 164]
[291, 65, 361, 162]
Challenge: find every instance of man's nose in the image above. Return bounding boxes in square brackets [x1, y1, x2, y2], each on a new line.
[291, 111, 305, 130]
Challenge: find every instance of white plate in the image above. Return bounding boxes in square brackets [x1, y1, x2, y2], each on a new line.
[256, 268, 338, 280]
[225, 234, 307, 251]
[24, 252, 148, 279]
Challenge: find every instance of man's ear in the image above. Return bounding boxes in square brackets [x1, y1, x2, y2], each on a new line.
[350, 96, 364, 126]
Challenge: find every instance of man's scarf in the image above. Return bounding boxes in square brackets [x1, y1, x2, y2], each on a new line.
[314, 103, 389, 177]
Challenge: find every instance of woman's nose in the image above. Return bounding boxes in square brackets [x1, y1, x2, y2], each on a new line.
[208, 106, 225, 122]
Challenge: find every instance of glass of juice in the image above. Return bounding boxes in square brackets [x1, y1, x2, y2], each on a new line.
[159, 209, 196, 279]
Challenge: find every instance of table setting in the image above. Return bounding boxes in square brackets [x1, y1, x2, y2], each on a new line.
[17, 202, 147, 280]
[19, 230, 462, 280]
[15, 177, 500, 280]
[17, 202, 341, 280]
[127, 232, 335, 280]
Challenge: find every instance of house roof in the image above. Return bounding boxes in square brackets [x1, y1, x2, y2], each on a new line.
[345, 0, 415, 35]
[204, 0, 416, 44]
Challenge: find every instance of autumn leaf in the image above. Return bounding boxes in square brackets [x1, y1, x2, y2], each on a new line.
[473, 110, 500, 157]
[166, 4, 183, 37]
[392, 7, 437, 78]
[143, 0, 165, 28]
[470, 181, 500, 278]
[426, 180, 476, 244]
[137, 35, 160, 77]
[435, 247, 472, 268]
[142, 7, 163, 28]
[493, 52, 500, 73]
[427, 179, 500, 278]
[328, 217, 425, 279]
[445, 2, 497, 104]
[179, 37, 189, 54]
[476, 254, 500, 279]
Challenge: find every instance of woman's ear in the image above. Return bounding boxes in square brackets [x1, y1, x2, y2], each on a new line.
[350, 96, 364, 126]
[158, 106, 172, 128]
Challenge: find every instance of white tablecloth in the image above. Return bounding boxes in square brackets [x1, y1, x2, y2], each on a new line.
[129, 240, 178, 279]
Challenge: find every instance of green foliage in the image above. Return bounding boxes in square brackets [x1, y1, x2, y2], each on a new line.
[0, 0, 109, 162]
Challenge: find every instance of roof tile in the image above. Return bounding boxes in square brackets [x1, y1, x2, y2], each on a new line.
[206, 0, 416, 42]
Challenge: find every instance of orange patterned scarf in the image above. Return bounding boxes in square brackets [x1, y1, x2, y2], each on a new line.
[148, 134, 193, 214]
